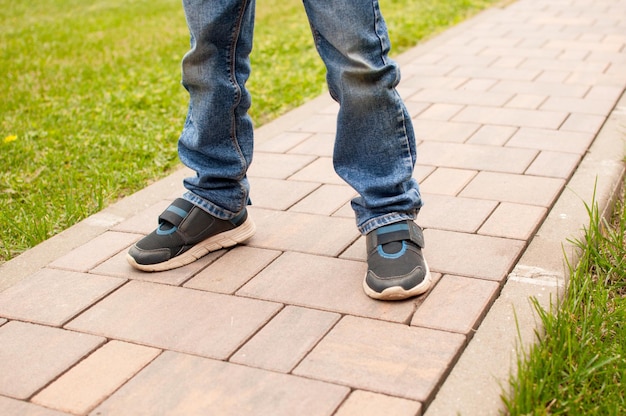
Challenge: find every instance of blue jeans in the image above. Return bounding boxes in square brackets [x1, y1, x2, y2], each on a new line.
[179, 0, 423, 234]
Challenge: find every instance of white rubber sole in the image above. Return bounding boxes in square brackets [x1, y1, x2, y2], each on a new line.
[362, 260, 433, 301]
[127, 217, 256, 272]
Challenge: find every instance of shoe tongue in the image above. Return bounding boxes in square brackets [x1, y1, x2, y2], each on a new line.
[159, 220, 176, 231]
[381, 241, 403, 254]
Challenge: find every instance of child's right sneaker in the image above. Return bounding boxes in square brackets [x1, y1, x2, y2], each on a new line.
[127, 198, 255, 272]
[363, 220, 432, 300]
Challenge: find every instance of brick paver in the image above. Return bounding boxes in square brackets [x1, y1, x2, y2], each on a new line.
[0, 322, 105, 400]
[417, 141, 538, 173]
[293, 316, 466, 402]
[289, 184, 357, 216]
[525, 151, 582, 179]
[411, 275, 499, 334]
[65, 281, 282, 359]
[424, 229, 526, 281]
[32, 341, 161, 415]
[0, 0, 624, 414]
[460, 171, 565, 207]
[230, 305, 340, 373]
[248, 177, 320, 210]
[478, 202, 547, 240]
[238, 252, 415, 323]
[91, 351, 349, 416]
[247, 208, 359, 255]
[418, 193, 496, 233]
[507, 127, 594, 153]
[48, 231, 141, 273]
[0, 268, 124, 326]
[334, 390, 422, 416]
[184, 246, 281, 294]
[0, 397, 70, 416]
[418, 167, 478, 196]
[91, 245, 226, 286]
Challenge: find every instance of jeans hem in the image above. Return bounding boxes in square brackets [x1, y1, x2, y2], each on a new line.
[358, 211, 418, 235]
[182, 191, 240, 220]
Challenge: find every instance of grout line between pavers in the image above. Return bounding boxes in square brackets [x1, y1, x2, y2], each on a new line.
[287, 313, 346, 377]
[281, 183, 325, 212]
[24, 334, 108, 405]
[223, 303, 287, 363]
[79, 347, 166, 416]
[60, 279, 133, 330]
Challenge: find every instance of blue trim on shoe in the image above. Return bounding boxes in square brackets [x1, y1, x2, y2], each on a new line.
[376, 223, 410, 235]
[156, 225, 178, 236]
[156, 205, 188, 236]
[377, 241, 407, 259]
[166, 205, 189, 218]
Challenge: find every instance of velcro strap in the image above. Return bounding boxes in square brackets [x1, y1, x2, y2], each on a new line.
[375, 221, 425, 248]
[158, 198, 194, 227]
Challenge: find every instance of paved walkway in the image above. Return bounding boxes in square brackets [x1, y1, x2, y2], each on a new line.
[1, 0, 625, 414]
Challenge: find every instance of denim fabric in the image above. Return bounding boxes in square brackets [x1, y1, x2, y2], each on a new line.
[178, 0, 423, 234]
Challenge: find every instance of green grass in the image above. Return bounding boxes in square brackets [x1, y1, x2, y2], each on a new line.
[503, 180, 626, 415]
[1, 0, 502, 262]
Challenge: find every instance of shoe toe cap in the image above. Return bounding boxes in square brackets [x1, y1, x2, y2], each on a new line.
[128, 245, 172, 266]
[365, 265, 427, 292]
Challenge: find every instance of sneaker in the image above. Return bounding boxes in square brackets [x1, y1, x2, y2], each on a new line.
[127, 198, 256, 272]
[363, 220, 432, 300]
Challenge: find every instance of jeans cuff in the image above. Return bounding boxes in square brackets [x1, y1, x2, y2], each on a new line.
[182, 191, 238, 220]
[358, 211, 418, 235]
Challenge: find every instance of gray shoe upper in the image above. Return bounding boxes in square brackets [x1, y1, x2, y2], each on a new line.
[365, 221, 428, 292]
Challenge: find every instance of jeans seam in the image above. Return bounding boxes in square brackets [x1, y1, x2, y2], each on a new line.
[397, 92, 416, 171]
[227, 0, 251, 213]
[372, 0, 413, 174]
[371, 0, 388, 67]
[306, 16, 340, 102]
